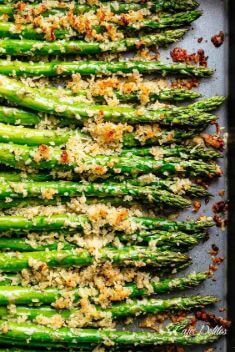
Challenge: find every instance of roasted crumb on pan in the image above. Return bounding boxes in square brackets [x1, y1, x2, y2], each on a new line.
[170, 48, 208, 67]
[211, 31, 225, 47]
[212, 201, 228, 214]
[171, 78, 200, 90]
[195, 311, 231, 329]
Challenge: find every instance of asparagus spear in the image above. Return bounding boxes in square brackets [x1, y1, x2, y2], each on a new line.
[122, 146, 221, 160]
[0, 180, 192, 208]
[31, 85, 202, 104]
[0, 76, 222, 125]
[126, 10, 202, 30]
[0, 230, 202, 251]
[0, 30, 188, 57]
[0, 112, 205, 150]
[0, 296, 218, 321]
[0, 11, 201, 40]
[0, 212, 213, 233]
[0, 124, 210, 151]
[0, 123, 208, 148]
[0, 114, 214, 161]
[0, 172, 212, 197]
[121, 229, 204, 246]
[0, 237, 75, 252]
[122, 126, 206, 147]
[0, 59, 213, 77]
[0, 172, 52, 182]
[0, 21, 74, 41]
[0, 177, 210, 200]
[124, 178, 210, 197]
[0, 171, 211, 197]
[0, 271, 210, 303]
[0, 106, 40, 125]
[0, 119, 220, 162]
[0, 142, 221, 178]
[0, 0, 200, 10]
[0, 247, 190, 272]
[0, 320, 220, 347]
[0, 272, 209, 299]
[0, 122, 222, 148]
[0, 0, 199, 19]
[0, 194, 200, 211]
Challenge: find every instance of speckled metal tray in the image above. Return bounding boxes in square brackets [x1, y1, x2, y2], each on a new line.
[156, 1, 228, 350]
[0, 1, 228, 351]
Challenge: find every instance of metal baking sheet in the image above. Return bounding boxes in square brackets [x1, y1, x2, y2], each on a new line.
[0, 1, 228, 351]
[157, 1, 228, 350]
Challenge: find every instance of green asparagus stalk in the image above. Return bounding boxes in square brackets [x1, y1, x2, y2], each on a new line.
[126, 178, 210, 197]
[0, 238, 75, 252]
[133, 217, 213, 233]
[0, 271, 210, 302]
[0, 0, 200, 10]
[0, 124, 211, 150]
[0, 172, 52, 182]
[0, 230, 202, 251]
[0, 247, 190, 272]
[122, 145, 221, 160]
[0, 196, 146, 210]
[0, 123, 222, 148]
[0, 106, 40, 125]
[126, 10, 202, 30]
[0, 272, 210, 299]
[122, 126, 206, 147]
[0, 11, 201, 40]
[0, 172, 211, 198]
[121, 229, 204, 246]
[0, 212, 213, 233]
[0, 123, 71, 145]
[0, 180, 191, 208]
[0, 194, 200, 211]
[0, 108, 206, 149]
[0, 21, 74, 41]
[0, 197, 91, 210]
[0, 177, 210, 201]
[0, 121, 220, 161]
[32, 85, 202, 104]
[0, 117, 206, 153]
[0, 30, 188, 57]
[0, 59, 213, 77]
[0, 123, 208, 148]
[0, 320, 220, 347]
[0, 79, 201, 108]
[0, 3, 146, 17]
[0, 296, 218, 321]
[0, 321, 194, 351]
[0, 0, 199, 19]
[0, 76, 221, 125]
[0, 171, 211, 197]
[0, 142, 221, 178]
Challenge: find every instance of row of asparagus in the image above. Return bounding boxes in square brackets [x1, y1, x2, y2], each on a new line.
[0, 0, 200, 17]
[0, 75, 225, 124]
[0, 59, 213, 77]
[0, 1, 227, 349]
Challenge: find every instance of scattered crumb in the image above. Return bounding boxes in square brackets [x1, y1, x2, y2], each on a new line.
[211, 31, 225, 47]
[171, 78, 200, 90]
[170, 47, 208, 67]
